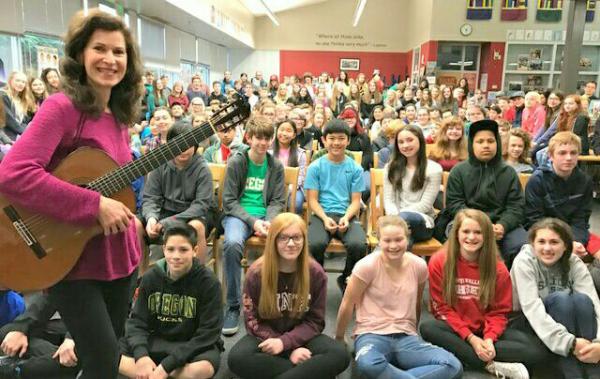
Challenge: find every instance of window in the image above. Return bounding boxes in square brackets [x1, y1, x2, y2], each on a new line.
[140, 17, 165, 61]
[438, 43, 480, 72]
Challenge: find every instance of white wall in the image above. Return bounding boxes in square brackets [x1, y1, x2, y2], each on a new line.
[0, 0, 82, 35]
[229, 49, 280, 78]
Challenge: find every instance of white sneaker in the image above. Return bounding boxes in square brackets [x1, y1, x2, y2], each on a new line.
[486, 361, 530, 379]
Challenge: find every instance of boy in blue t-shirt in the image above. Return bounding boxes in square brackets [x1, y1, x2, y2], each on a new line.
[220, 117, 286, 336]
[305, 119, 367, 293]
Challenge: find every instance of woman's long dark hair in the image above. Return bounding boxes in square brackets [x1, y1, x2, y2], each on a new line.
[388, 124, 427, 193]
[273, 120, 299, 167]
[61, 9, 143, 125]
[528, 218, 574, 288]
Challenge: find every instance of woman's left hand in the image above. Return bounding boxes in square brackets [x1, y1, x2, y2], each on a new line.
[290, 347, 312, 365]
[258, 338, 284, 355]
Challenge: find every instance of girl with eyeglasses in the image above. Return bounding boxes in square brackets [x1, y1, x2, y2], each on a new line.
[228, 213, 349, 379]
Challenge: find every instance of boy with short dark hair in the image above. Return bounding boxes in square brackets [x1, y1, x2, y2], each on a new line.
[203, 126, 248, 164]
[119, 223, 223, 379]
[221, 117, 286, 335]
[305, 119, 367, 292]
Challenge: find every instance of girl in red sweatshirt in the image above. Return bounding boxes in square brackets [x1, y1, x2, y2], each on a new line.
[227, 213, 349, 379]
[420, 209, 543, 379]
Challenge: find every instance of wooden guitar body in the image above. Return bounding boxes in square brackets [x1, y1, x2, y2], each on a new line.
[0, 148, 135, 292]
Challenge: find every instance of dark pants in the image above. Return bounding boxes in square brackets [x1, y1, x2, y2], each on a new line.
[398, 211, 434, 249]
[420, 319, 549, 370]
[543, 291, 600, 379]
[47, 273, 134, 379]
[308, 214, 367, 279]
[0, 323, 79, 379]
[228, 334, 350, 379]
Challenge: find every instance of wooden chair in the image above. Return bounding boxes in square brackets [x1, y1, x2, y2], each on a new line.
[206, 163, 226, 278]
[368, 169, 441, 256]
[351, 151, 363, 165]
[241, 166, 300, 271]
[373, 151, 379, 169]
[518, 173, 531, 192]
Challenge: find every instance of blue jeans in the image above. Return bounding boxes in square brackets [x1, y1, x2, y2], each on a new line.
[354, 333, 462, 379]
[222, 216, 255, 309]
[544, 291, 600, 379]
[292, 188, 305, 215]
[399, 211, 434, 249]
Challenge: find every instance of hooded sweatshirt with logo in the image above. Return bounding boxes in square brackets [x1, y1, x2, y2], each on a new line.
[444, 120, 524, 233]
[125, 259, 223, 373]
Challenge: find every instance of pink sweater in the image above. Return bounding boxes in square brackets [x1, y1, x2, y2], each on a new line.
[0, 93, 140, 281]
[521, 105, 546, 138]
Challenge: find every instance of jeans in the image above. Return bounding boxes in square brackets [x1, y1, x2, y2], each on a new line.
[354, 333, 462, 379]
[292, 189, 305, 215]
[398, 211, 434, 248]
[544, 291, 600, 379]
[47, 274, 134, 379]
[419, 319, 548, 370]
[228, 334, 349, 379]
[222, 216, 255, 309]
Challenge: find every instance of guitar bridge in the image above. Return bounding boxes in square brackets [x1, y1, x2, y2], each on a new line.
[3, 205, 47, 259]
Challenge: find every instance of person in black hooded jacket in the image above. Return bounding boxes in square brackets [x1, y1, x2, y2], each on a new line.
[119, 223, 223, 379]
[435, 119, 527, 269]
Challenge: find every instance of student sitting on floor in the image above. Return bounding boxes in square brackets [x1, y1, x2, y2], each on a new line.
[335, 215, 462, 379]
[305, 119, 367, 293]
[511, 218, 600, 379]
[435, 119, 527, 269]
[142, 121, 217, 263]
[228, 213, 349, 379]
[0, 293, 79, 379]
[221, 117, 286, 336]
[119, 223, 223, 379]
[421, 209, 546, 379]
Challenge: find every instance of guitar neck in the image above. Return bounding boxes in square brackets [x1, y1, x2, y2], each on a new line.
[87, 120, 217, 196]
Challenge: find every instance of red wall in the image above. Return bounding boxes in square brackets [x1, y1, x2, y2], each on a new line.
[479, 42, 505, 92]
[280, 50, 410, 86]
[419, 40, 438, 72]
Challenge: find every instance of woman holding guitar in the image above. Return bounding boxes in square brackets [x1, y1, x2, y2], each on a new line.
[0, 9, 143, 379]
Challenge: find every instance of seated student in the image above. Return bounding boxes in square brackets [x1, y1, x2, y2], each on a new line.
[305, 119, 367, 293]
[374, 119, 403, 168]
[337, 107, 374, 173]
[383, 125, 442, 246]
[0, 293, 80, 379]
[144, 107, 173, 152]
[428, 116, 468, 172]
[228, 213, 349, 379]
[221, 117, 286, 336]
[335, 215, 463, 379]
[421, 209, 544, 379]
[203, 125, 247, 164]
[142, 121, 217, 262]
[207, 81, 227, 105]
[503, 128, 534, 174]
[435, 119, 527, 269]
[511, 218, 600, 379]
[169, 102, 186, 122]
[525, 132, 593, 257]
[270, 120, 307, 215]
[119, 223, 223, 379]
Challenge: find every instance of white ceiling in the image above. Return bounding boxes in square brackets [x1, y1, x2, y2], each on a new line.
[238, 0, 329, 15]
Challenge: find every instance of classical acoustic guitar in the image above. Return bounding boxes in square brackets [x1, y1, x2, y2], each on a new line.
[0, 94, 250, 292]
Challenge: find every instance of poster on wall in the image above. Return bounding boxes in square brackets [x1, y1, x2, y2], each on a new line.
[36, 46, 59, 77]
[588, 0, 596, 22]
[501, 0, 528, 21]
[20, 33, 64, 78]
[467, 0, 494, 20]
[536, 0, 562, 22]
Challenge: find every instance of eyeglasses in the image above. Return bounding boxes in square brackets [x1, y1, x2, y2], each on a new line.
[276, 234, 303, 244]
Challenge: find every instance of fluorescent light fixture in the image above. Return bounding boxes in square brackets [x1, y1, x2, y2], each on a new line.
[258, 0, 280, 26]
[353, 0, 367, 27]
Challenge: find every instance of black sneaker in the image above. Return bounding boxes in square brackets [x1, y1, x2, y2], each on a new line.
[337, 275, 347, 293]
[0, 356, 21, 379]
[222, 307, 240, 336]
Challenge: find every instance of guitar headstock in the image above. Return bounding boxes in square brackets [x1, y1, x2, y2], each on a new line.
[211, 94, 251, 132]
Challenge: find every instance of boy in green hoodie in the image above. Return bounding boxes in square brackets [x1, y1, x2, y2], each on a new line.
[119, 223, 223, 379]
[436, 119, 527, 269]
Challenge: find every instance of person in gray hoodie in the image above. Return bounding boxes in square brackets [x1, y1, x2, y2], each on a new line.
[511, 218, 600, 378]
[142, 121, 217, 262]
[221, 117, 286, 336]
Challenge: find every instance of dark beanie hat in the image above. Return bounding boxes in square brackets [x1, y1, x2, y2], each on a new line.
[469, 119, 498, 138]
